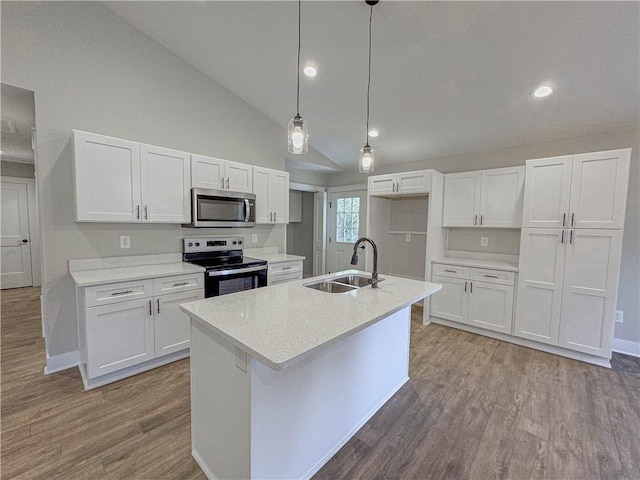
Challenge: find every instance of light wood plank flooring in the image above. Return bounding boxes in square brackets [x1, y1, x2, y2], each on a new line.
[2, 286, 639, 479]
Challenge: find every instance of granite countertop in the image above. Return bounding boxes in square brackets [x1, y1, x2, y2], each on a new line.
[180, 270, 441, 371]
[432, 257, 519, 272]
[250, 253, 306, 264]
[70, 262, 205, 287]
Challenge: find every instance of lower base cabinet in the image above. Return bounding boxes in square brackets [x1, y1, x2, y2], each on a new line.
[268, 260, 303, 286]
[155, 290, 204, 357]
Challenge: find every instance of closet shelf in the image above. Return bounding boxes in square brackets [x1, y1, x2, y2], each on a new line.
[388, 231, 427, 235]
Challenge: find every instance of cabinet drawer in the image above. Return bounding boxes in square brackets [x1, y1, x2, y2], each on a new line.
[268, 271, 303, 286]
[432, 264, 470, 279]
[85, 279, 153, 307]
[153, 273, 203, 296]
[268, 261, 303, 275]
[470, 268, 515, 286]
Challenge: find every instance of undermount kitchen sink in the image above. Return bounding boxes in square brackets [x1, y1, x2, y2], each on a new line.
[331, 274, 385, 288]
[304, 274, 384, 293]
[305, 281, 358, 293]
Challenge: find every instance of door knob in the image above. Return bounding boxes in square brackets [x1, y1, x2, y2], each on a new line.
[20, 239, 28, 244]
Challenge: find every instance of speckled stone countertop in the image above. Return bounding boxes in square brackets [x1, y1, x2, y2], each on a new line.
[70, 260, 205, 287]
[251, 253, 306, 264]
[432, 257, 519, 272]
[180, 270, 442, 371]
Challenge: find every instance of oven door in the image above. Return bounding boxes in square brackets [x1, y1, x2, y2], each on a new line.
[188, 188, 256, 228]
[205, 265, 268, 298]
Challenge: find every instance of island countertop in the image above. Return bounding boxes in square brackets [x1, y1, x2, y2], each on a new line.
[180, 270, 442, 370]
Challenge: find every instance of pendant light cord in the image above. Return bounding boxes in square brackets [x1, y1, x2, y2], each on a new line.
[296, 0, 301, 116]
[365, 4, 373, 146]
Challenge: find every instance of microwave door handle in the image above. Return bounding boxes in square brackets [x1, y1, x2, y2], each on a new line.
[244, 198, 251, 222]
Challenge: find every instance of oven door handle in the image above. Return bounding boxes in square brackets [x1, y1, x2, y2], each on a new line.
[208, 265, 267, 277]
[244, 198, 251, 223]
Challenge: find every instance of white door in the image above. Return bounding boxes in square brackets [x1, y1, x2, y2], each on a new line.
[1, 181, 32, 289]
[140, 145, 191, 223]
[468, 281, 514, 334]
[191, 154, 225, 191]
[442, 171, 481, 227]
[514, 228, 566, 345]
[313, 192, 327, 276]
[521, 156, 572, 228]
[479, 166, 525, 227]
[86, 298, 155, 379]
[225, 160, 253, 194]
[558, 229, 623, 357]
[271, 170, 289, 224]
[327, 190, 367, 273]
[397, 171, 430, 195]
[253, 167, 271, 224]
[73, 130, 141, 222]
[154, 289, 204, 357]
[568, 149, 631, 229]
[368, 174, 396, 196]
[430, 276, 468, 323]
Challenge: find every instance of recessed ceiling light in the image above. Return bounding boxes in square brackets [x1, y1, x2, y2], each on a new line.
[303, 65, 317, 77]
[533, 85, 554, 98]
[368, 130, 379, 137]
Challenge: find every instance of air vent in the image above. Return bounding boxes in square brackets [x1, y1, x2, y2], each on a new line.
[1, 118, 17, 134]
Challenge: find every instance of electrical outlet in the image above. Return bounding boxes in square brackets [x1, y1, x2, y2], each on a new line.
[120, 236, 130, 249]
[405, 233, 411, 242]
[481, 237, 489, 247]
[615, 310, 624, 323]
[252, 234, 258, 244]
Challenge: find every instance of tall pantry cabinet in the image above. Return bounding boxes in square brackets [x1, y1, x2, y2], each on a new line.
[514, 149, 631, 358]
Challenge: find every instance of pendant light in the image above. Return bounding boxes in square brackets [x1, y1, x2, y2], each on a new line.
[288, 0, 308, 154]
[359, 0, 378, 173]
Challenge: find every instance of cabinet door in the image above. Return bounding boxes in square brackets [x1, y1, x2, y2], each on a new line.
[253, 167, 272, 224]
[368, 174, 396, 196]
[225, 160, 253, 194]
[73, 131, 141, 222]
[271, 170, 289, 224]
[568, 149, 631, 229]
[479, 166, 525, 227]
[558, 229, 623, 357]
[442, 172, 481, 227]
[468, 281, 514, 334]
[191, 154, 225, 191]
[397, 171, 430, 195]
[155, 290, 204, 357]
[514, 228, 566, 345]
[86, 298, 154, 378]
[430, 275, 468, 323]
[521, 156, 572, 228]
[141, 145, 191, 223]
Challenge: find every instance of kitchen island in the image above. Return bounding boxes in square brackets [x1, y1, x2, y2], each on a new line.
[180, 270, 441, 480]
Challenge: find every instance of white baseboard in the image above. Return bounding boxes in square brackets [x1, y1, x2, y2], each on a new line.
[612, 338, 640, 357]
[44, 350, 79, 374]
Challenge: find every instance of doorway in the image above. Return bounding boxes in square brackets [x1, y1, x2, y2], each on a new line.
[327, 189, 367, 273]
[286, 185, 327, 277]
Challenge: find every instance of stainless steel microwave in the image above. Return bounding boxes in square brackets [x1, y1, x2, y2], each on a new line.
[183, 188, 256, 228]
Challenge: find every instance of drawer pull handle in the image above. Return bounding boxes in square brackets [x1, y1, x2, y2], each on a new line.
[464, 281, 467, 293]
[111, 290, 133, 296]
[172, 282, 189, 287]
[483, 275, 499, 278]
[282, 267, 293, 270]
[443, 269, 458, 273]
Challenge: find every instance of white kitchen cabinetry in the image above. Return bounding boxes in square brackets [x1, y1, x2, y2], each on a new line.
[522, 149, 630, 229]
[368, 170, 431, 197]
[73, 130, 190, 223]
[78, 273, 203, 389]
[253, 167, 289, 224]
[191, 154, 253, 194]
[268, 260, 303, 286]
[442, 166, 524, 227]
[431, 263, 516, 334]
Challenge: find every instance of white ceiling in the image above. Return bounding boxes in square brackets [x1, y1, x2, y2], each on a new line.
[105, 1, 640, 172]
[1, 83, 35, 163]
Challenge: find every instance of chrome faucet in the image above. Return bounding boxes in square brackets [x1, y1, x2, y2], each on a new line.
[351, 237, 379, 288]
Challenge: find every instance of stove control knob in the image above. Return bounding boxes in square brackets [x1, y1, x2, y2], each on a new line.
[195, 242, 200, 247]
[238, 240, 243, 244]
[187, 242, 193, 247]
[232, 241, 237, 245]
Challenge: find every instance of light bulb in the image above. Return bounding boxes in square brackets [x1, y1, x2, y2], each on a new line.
[288, 115, 308, 154]
[359, 145, 375, 173]
[291, 127, 304, 149]
[361, 153, 372, 168]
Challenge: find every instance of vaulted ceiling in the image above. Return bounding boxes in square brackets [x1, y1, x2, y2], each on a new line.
[105, 1, 640, 172]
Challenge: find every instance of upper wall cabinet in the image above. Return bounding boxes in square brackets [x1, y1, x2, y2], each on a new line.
[443, 166, 525, 228]
[253, 167, 289, 224]
[73, 130, 190, 223]
[522, 149, 631, 229]
[191, 154, 253, 194]
[368, 170, 431, 197]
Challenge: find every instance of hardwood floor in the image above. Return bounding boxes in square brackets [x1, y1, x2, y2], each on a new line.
[2, 286, 639, 479]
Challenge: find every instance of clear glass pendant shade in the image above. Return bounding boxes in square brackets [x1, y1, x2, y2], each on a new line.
[359, 145, 375, 173]
[288, 114, 308, 154]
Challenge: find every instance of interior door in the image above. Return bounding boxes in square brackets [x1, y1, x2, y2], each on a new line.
[1, 180, 33, 289]
[327, 190, 367, 273]
[313, 192, 327, 276]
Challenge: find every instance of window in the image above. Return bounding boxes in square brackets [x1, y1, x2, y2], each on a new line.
[336, 197, 360, 243]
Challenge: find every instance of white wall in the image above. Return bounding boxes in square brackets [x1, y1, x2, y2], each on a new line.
[0, 2, 334, 362]
[329, 129, 640, 345]
[0, 160, 35, 178]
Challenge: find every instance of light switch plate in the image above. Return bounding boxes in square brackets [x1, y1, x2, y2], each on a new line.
[120, 236, 130, 249]
[615, 310, 624, 323]
[252, 234, 258, 243]
[405, 233, 411, 242]
[480, 237, 489, 247]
